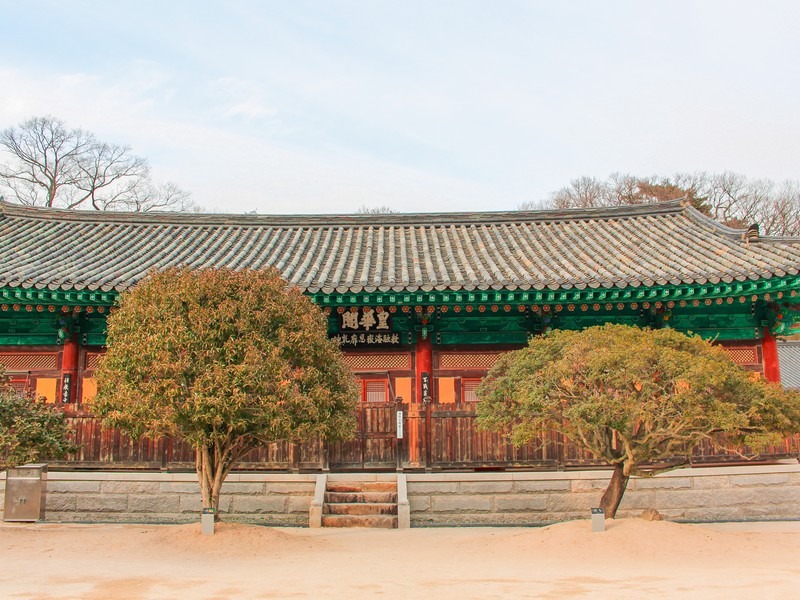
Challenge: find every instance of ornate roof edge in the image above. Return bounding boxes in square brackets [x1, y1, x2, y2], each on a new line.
[680, 203, 800, 243]
[3, 273, 798, 307]
[1, 198, 691, 227]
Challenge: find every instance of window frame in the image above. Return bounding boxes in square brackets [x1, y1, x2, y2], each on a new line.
[461, 377, 483, 402]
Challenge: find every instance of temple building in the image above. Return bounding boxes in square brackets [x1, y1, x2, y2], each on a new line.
[1, 199, 799, 469]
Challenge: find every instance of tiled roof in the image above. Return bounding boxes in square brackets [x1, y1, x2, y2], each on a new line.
[1, 200, 799, 295]
[778, 342, 800, 389]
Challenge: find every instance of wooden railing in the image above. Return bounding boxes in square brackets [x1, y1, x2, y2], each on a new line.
[59, 408, 322, 471]
[50, 402, 800, 471]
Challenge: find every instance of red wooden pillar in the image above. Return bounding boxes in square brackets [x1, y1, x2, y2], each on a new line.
[61, 336, 80, 403]
[415, 334, 432, 403]
[761, 327, 781, 384]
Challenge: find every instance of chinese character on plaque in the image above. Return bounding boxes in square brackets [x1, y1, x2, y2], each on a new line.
[340, 307, 392, 332]
[360, 308, 377, 330]
[376, 311, 390, 330]
[341, 310, 359, 330]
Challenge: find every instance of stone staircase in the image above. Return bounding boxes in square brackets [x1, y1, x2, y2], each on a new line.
[321, 480, 398, 528]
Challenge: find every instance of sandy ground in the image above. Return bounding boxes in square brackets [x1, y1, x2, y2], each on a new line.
[1, 519, 799, 599]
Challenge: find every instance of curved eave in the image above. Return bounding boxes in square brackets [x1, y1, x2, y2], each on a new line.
[3, 266, 799, 298]
[2, 273, 799, 308]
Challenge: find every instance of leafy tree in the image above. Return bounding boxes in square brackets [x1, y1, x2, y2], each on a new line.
[0, 373, 77, 471]
[92, 267, 358, 515]
[0, 115, 195, 212]
[477, 324, 800, 518]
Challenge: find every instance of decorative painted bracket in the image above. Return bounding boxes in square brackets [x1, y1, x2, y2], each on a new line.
[771, 303, 800, 336]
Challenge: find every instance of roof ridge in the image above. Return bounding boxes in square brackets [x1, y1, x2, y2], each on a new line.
[681, 203, 800, 243]
[0, 198, 687, 227]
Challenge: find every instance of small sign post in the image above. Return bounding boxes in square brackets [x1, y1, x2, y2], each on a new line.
[591, 507, 605, 532]
[395, 398, 404, 472]
[202, 507, 215, 536]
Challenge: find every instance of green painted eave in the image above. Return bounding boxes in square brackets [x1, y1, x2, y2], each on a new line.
[1, 274, 799, 346]
[0, 287, 118, 307]
[311, 275, 800, 308]
[2, 273, 799, 309]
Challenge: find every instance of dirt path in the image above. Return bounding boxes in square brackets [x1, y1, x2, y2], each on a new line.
[1, 519, 799, 599]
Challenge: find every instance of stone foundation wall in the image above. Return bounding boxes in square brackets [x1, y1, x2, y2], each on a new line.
[3, 464, 799, 525]
[407, 464, 800, 526]
[0, 471, 316, 525]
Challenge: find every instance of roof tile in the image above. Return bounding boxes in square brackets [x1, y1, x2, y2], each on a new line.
[1, 200, 799, 295]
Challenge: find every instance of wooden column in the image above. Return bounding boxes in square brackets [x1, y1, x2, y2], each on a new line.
[415, 335, 432, 403]
[61, 336, 80, 403]
[761, 327, 782, 384]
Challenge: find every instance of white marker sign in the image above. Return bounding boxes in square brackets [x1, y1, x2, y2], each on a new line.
[396, 410, 404, 439]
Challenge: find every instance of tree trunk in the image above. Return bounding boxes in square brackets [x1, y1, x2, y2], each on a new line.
[195, 444, 232, 522]
[599, 463, 630, 519]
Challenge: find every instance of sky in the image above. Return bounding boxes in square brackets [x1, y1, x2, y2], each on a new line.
[0, 0, 798, 214]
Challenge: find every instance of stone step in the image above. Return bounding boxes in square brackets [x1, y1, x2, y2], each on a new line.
[326, 481, 397, 493]
[321, 514, 398, 528]
[324, 502, 398, 516]
[324, 491, 397, 504]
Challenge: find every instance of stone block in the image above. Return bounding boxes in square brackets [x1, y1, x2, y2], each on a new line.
[730, 474, 789, 487]
[570, 480, 609, 492]
[100, 481, 161, 495]
[48, 480, 101, 493]
[408, 482, 459, 495]
[431, 495, 492, 512]
[443, 472, 514, 482]
[651, 491, 711, 510]
[44, 493, 77, 512]
[514, 480, 571, 492]
[128, 495, 180, 514]
[746, 503, 800, 519]
[691, 476, 729, 490]
[679, 507, 745, 521]
[179, 495, 202, 513]
[178, 495, 232, 514]
[633, 477, 692, 490]
[230, 495, 287, 514]
[286, 496, 312, 514]
[616, 491, 658, 510]
[76, 494, 128, 513]
[714, 487, 800, 507]
[220, 482, 265, 495]
[494, 494, 547, 512]
[265, 482, 315, 495]
[409, 496, 431, 512]
[459, 482, 513, 494]
[732, 505, 785, 519]
[159, 482, 200, 494]
[413, 513, 550, 526]
[547, 494, 595, 513]
[227, 513, 308, 527]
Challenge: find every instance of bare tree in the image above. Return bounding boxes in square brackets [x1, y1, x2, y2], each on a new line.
[0, 116, 195, 212]
[552, 176, 608, 209]
[523, 171, 799, 236]
[761, 182, 800, 236]
[355, 205, 396, 214]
